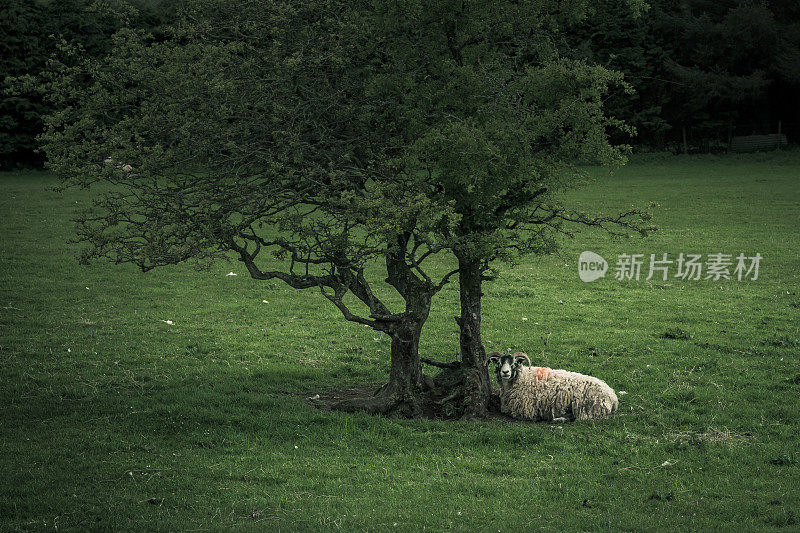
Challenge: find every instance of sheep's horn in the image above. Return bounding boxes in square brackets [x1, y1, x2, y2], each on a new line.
[513, 352, 531, 366]
[486, 352, 503, 366]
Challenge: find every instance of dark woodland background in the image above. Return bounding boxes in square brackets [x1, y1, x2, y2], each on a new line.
[2, 0, 799, 169]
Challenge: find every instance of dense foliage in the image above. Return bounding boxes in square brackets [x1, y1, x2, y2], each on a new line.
[37, 0, 654, 417]
[572, 0, 800, 150]
[0, 0, 174, 169]
[4, 0, 799, 167]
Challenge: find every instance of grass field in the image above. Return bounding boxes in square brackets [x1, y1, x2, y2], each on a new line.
[2, 153, 799, 531]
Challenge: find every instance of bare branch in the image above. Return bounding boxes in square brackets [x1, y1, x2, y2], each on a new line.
[228, 237, 337, 288]
[550, 207, 656, 237]
[229, 236, 399, 332]
[411, 262, 433, 286]
[349, 267, 393, 317]
[319, 285, 388, 331]
[435, 268, 460, 292]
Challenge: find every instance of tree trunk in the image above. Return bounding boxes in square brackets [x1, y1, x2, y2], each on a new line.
[455, 256, 492, 418]
[389, 323, 423, 391]
[458, 259, 485, 367]
[329, 234, 493, 420]
[332, 233, 430, 417]
[682, 125, 688, 154]
[332, 320, 426, 417]
[424, 253, 492, 419]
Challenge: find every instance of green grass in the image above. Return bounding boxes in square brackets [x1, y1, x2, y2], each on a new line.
[2, 153, 799, 531]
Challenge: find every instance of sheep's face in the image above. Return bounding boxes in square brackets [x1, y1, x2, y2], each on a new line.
[487, 352, 528, 383]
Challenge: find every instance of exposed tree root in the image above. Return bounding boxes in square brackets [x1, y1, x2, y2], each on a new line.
[425, 365, 497, 420]
[330, 382, 424, 418]
[420, 357, 461, 369]
[323, 365, 499, 420]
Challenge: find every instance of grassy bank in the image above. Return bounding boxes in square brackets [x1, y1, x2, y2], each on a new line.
[1, 154, 799, 531]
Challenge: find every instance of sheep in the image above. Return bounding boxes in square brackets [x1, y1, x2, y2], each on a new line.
[487, 352, 618, 422]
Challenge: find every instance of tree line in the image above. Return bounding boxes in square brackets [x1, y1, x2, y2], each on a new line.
[572, 0, 800, 152]
[2, 0, 799, 170]
[1, 0, 175, 169]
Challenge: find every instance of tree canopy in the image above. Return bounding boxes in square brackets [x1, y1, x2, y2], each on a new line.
[40, 0, 652, 417]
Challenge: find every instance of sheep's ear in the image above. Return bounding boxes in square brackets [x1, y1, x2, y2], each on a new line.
[487, 356, 500, 366]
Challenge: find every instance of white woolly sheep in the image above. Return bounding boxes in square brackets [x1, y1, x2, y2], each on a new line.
[488, 352, 618, 422]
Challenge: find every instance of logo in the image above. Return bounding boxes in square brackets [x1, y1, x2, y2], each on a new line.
[578, 251, 762, 282]
[578, 251, 608, 282]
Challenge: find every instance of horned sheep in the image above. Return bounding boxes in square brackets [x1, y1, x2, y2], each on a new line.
[488, 352, 618, 422]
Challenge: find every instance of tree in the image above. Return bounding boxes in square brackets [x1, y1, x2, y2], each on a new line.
[569, 0, 800, 150]
[40, 0, 652, 418]
[343, 0, 653, 416]
[1, 0, 50, 168]
[633, 0, 800, 149]
[570, 0, 672, 148]
[1, 0, 176, 169]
